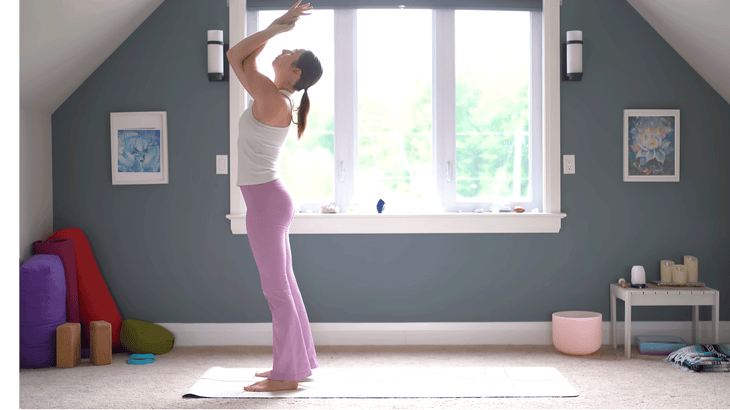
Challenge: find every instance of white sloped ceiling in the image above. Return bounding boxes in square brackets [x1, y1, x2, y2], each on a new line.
[19, 0, 730, 117]
[626, 0, 730, 104]
[20, 0, 165, 115]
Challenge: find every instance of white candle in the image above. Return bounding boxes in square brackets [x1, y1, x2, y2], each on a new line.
[684, 256, 698, 283]
[673, 264, 687, 284]
[660, 260, 674, 283]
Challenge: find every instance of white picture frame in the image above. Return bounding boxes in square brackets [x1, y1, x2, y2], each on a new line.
[623, 109, 680, 182]
[110, 111, 169, 185]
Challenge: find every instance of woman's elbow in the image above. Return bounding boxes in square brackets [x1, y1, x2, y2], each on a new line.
[226, 51, 241, 66]
[225, 51, 234, 63]
[242, 56, 257, 72]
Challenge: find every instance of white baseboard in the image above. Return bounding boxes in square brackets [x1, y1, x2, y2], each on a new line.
[157, 322, 730, 347]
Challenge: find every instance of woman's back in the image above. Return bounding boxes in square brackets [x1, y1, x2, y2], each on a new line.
[237, 90, 293, 186]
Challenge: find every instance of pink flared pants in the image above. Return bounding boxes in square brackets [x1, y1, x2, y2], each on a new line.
[239, 179, 318, 381]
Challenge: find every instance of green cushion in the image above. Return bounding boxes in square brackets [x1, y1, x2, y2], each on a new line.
[120, 319, 174, 355]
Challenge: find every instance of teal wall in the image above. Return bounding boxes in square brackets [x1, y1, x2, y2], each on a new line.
[49, 0, 729, 324]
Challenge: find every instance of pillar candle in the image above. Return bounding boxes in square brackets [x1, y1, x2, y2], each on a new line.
[672, 264, 687, 284]
[660, 260, 674, 283]
[684, 256, 698, 283]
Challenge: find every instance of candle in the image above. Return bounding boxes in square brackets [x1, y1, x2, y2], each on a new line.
[672, 264, 687, 284]
[660, 260, 674, 283]
[684, 256, 698, 283]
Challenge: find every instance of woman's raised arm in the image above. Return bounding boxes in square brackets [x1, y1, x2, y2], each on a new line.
[225, 1, 312, 98]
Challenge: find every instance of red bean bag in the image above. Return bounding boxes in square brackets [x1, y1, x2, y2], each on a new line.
[46, 227, 123, 349]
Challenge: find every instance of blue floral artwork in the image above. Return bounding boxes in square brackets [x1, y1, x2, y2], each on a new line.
[627, 116, 675, 176]
[117, 129, 161, 173]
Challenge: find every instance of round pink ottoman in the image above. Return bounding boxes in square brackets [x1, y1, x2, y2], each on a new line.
[552, 311, 602, 355]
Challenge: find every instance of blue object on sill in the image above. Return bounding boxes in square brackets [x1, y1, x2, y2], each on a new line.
[377, 199, 385, 214]
[636, 336, 687, 355]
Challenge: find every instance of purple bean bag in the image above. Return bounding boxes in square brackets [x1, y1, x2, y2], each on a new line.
[20, 254, 66, 369]
[33, 239, 79, 324]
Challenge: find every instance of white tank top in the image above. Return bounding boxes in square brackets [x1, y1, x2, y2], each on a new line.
[237, 90, 293, 186]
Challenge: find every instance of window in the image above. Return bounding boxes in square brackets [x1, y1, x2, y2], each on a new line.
[228, 0, 564, 233]
[356, 9, 433, 213]
[452, 10, 541, 213]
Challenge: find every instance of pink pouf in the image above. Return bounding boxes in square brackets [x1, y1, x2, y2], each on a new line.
[552, 311, 602, 355]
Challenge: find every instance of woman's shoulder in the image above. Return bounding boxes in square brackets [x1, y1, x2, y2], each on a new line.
[251, 91, 293, 128]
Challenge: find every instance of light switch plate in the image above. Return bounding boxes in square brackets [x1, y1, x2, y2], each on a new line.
[216, 155, 228, 174]
[563, 155, 575, 174]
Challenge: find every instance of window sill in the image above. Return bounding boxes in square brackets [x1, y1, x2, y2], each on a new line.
[226, 212, 566, 234]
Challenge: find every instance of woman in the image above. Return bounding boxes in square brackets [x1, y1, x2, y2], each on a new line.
[226, 0, 323, 393]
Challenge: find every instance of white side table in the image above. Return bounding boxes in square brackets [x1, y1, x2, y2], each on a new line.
[610, 283, 719, 358]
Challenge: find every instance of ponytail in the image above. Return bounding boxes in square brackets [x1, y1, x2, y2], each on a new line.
[292, 50, 323, 140]
[296, 89, 310, 140]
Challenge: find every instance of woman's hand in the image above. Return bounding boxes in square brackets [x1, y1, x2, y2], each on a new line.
[268, 1, 313, 33]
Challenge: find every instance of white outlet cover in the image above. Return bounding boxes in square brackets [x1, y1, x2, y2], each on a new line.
[563, 155, 575, 174]
[216, 155, 228, 174]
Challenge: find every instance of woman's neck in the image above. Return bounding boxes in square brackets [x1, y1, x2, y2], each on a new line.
[274, 78, 295, 94]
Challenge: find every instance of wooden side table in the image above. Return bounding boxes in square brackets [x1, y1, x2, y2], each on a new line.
[609, 283, 719, 358]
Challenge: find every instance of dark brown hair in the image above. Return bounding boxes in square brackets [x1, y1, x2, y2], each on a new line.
[292, 50, 323, 139]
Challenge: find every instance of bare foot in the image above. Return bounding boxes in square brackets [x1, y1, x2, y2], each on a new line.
[244, 378, 298, 392]
[256, 370, 310, 381]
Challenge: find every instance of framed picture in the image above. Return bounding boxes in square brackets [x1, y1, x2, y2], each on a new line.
[110, 112, 168, 185]
[623, 109, 680, 182]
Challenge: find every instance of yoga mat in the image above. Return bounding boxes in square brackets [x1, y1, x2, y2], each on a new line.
[183, 367, 579, 398]
[33, 238, 80, 324]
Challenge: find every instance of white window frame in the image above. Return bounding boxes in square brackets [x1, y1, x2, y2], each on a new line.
[226, 0, 565, 234]
[435, 10, 542, 213]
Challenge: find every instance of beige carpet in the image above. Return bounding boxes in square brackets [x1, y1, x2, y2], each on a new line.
[18, 344, 730, 409]
[183, 366, 578, 398]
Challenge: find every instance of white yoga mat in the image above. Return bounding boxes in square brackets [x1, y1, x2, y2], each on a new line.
[183, 367, 579, 398]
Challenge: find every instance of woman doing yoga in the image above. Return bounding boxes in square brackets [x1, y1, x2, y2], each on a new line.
[226, 0, 323, 393]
